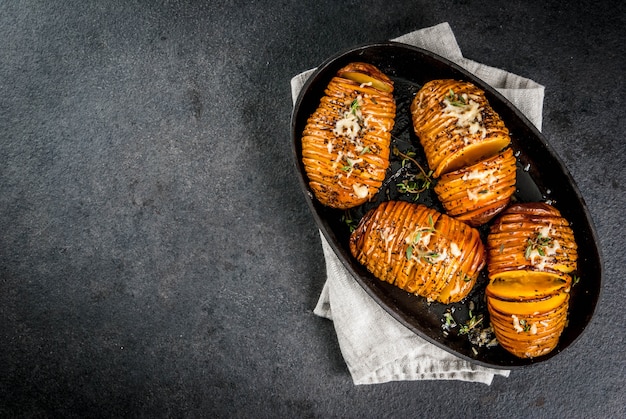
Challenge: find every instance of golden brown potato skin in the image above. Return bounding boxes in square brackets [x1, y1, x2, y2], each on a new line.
[349, 200, 486, 304]
[485, 203, 578, 358]
[410, 79, 511, 178]
[434, 147, 517, 226]
[301, 62, 396, 209]
[487, 203, 578, 277]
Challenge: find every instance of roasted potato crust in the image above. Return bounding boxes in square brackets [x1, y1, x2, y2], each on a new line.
[434, 147, 517, 226]
[349, 200, 486, 304]
[485, 203, 578, 358]
[410, 79, 511, 178]
[301, 62, 396, 209]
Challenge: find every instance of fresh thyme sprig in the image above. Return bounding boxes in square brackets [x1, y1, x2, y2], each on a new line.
[524, 231, 554, 259]
[396, 173, 433, 200]
[341, 210, 358, 233]
[395, 148, 417, 168]
[405, 215, 438, 262]
[406, 246, 441, 264]
[392, 147, 433, 199]
[349, 98, 360, 115]
[445, 88, 467, 107]
[393, 147, 431, 179]
[459, 313, 484, 335]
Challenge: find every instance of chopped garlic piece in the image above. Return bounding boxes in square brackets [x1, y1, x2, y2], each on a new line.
[450, 242, 462, 258]
[352, 183, 369, 199]
[512, 315, 524, 333]
[539, 224, 553, 238]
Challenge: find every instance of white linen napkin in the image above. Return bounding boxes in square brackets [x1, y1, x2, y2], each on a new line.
[291, 22, 545, 385]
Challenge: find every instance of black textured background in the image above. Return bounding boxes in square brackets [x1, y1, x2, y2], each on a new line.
[1, 1, 624, 417]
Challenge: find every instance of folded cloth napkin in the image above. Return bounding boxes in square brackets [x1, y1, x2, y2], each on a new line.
[291, 22, 545, 385]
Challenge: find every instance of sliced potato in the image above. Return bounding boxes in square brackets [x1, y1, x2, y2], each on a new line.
[487, 291, 568, 316]
[488, 300, 568, 358]
[434, 147, 517, 226]
[301, 62, 396, 209]
[349, 201, 486, 304]
[340, 71, 393, 92]
[484, 203, 578, 359]
[410, 79, 511, 178]
[488, 203, 578, 276]
[487, 271, 570, 301]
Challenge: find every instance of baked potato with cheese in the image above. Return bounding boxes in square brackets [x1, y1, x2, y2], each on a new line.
[485, 203, 578, 358]
[434, 147, 517, 226]
[301, 62, 396, 209]
[410, 79, 511, 178]
[349, 200, 486, 304]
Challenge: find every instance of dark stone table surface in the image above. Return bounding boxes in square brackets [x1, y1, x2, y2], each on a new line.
[1, 1, 624, 417]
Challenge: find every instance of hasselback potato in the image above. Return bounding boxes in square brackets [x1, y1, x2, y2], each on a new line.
[485, 203, 578, 358]
[301, 62, 396, 209]
[349, 200, 486, 304]
[410, 79, 511, 178]
[434, 147, 517, 226]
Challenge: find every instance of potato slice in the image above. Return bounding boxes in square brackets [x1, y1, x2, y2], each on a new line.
[487, 271, 571, 301]
[454, 201, 510, 227]
[437, 270, 476, 305]
[340, 72, 393, 93]
[492, 331, 560, 358]
[435, 137, 511, 177]
[487, 291, 569, 316]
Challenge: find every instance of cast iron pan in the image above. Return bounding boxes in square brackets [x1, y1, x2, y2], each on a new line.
[290, 42, 602, 369]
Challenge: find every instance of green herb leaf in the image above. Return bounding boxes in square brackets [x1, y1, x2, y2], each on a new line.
[445, 88, 467, 107]
[525, 230, 554, 260]
[459, 314, 483, 335]
[525, 244, 532, 259]
[341, 211, 358, 232]
[443, 311, 457, 328]
[350, 98, 359, 114]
